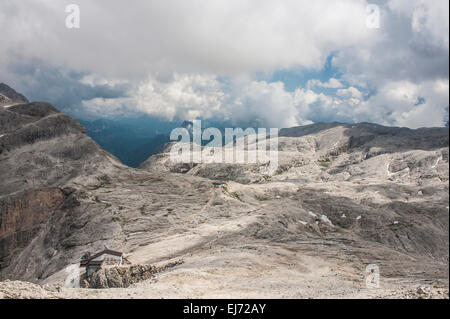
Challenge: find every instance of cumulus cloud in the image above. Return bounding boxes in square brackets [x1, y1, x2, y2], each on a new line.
[355, 79, 449, 128]
[0, 0, 374, 78]
[307, 78, 344, 89]
[0, 0, 448, 128]
[225, 80, 300, 128]
[336, 87, 364, 100]
[135, 76, 299, 128]
[136, 73, 224, 121]
[134, 75, 363, 128]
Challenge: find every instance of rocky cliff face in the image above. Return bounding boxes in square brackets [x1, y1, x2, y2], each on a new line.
[0, 188, 66, 270]
[0, 93, 126, 282]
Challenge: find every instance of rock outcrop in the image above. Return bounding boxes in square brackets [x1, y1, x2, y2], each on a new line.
[0, 83, 29, 107]
[81, 264, 158, 288]
[0, 102, 122, 195]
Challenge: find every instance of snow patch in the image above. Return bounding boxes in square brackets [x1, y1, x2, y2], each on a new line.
[386, 163, 392, 177]
[386, 161, 410, 177]
[298, 220, 308, 226]
[320, 215, 334, 227]
[308, 211, 317, 218]
[432, 156, 443, 168]
[2, 103, 17, 108]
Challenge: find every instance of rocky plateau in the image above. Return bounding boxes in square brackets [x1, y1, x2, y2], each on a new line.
[0, 84, 448, 298]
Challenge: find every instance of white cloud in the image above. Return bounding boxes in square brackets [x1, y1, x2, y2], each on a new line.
[0, 0, 448, 128]
[0, 0, 374, 78]
[134, 75, 300, 128]
[63, 69, 449, 129]
[336, 87, 363, 100]
[225, 80, 300, 128]
[359, 79, 449, 128]
[136, 73, 224, 121]
[388, 0, 449, 50]
[131, 74, 370, 128]
[81, 96, 135, 118]
[307, 78, 344, 89]
[334, 0, 449, 87]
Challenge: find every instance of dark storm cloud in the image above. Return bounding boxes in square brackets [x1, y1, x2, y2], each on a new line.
[3, 58, 130, 116]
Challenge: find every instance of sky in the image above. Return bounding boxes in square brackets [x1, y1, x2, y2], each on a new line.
[0, 0, 448, 128]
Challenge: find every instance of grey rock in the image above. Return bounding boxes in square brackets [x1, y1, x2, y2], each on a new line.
[0, 83, 28, 107]
[81, 264, 157, 288]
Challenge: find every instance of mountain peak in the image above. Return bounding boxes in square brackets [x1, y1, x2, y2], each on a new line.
[0, 83, 29, 107]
